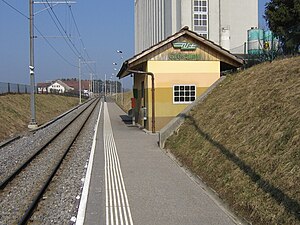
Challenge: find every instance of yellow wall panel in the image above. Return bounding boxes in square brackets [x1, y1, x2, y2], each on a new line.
[153, 73, 220, 88]
[148, 61, 220, 74]
[134, 61, 220, 131]
[146, 87, 208, 118]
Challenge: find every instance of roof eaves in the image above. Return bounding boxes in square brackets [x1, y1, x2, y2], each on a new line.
[117, 61, 129, 79]
[117, 30, 188, 78]
[117, 27, 244, 78]
[127, 31, 186, 65]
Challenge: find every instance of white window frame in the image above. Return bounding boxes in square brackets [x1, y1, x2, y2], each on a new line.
[193, 0, 208, 38]
[173, 84, 197, 104]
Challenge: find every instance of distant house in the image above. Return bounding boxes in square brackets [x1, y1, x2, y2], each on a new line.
[37, 79, 91, 95]
[37, 82, 50, 93]
[47, 80, 74, 94]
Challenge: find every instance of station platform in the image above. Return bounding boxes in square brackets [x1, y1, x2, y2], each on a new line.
[76, 101, 241, 225]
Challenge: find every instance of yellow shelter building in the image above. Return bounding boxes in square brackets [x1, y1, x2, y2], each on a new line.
[117, 27, 243, 132]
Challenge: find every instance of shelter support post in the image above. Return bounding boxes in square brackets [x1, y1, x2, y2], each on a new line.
[128, 70, 155, 133]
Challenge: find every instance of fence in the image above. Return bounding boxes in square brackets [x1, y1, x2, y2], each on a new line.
[0, 82, 90, 99]
[0, 82, 35, 94]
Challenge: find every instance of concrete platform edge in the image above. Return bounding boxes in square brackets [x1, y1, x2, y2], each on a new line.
[75, 101, 103, 225]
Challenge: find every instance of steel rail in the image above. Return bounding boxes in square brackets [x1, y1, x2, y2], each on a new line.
[0, 135, 21, 148]
[0, 98, 98, 189]
[33, 98, 94, 132]
[18, 98, 100, 225]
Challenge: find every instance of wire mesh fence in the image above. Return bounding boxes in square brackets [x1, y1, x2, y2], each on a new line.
[0, 82, 34, 94]
[229, 39, 299, 69]
[0, 82, 91, 99]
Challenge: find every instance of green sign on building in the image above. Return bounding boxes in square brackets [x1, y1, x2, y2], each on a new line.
[168, 53, 201, 61]
[172, 42, 198, 51]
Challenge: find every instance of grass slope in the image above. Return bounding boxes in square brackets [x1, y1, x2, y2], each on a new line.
[113, 91, 133, 113]
[0, 94, 79, 142]
[166, 56, 300, 224]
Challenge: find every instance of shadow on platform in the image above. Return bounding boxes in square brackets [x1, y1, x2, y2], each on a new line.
[120, 115, 135, 126]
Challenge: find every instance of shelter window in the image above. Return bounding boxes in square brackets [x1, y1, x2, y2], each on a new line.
[173, 85, 196, 104]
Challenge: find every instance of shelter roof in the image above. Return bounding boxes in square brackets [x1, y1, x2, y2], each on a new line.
[117, 26, 244, 79]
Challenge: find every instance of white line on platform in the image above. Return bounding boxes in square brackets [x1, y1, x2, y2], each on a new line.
[104, 103, 133, 225]
[76, 101, 103, 225]
[105, 134, 109, 225]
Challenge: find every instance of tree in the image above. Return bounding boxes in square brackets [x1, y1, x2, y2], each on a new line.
[264, 0, 300, 54]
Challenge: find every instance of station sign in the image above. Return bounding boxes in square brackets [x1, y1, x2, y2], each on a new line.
[172, 42, 198, 51]
[169, 41, 200, 60]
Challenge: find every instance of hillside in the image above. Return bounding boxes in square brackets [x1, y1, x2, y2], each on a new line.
[112, 91, 133, 113]
[0, 94, 79, 142]
[166, 56, 300, 224]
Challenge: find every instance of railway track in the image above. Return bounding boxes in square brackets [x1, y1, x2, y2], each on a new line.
[0, 98, 100, 224]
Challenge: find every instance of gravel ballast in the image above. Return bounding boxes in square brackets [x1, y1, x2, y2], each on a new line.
[0, 99, 101, 224]
[29, 101, 102, 224]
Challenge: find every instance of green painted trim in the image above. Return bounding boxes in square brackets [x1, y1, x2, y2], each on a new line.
[133, 89, 138, 98]
[168, 53, 202, 61]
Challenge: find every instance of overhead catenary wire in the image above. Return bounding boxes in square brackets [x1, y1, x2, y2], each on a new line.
[41, 0, 96, 73]
[44, 0, 95, 74]
[1, 0, 78, 68]
[44, 0, 82, 58]
[65, 1, 95, 73]
[35, 26, 78, 68]
[0, 0, 29, 19]
[67, 4, 90, 60]
[2, 0, 95, 74]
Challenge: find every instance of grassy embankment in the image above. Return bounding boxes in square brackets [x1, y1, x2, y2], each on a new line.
[166, 56, 300, 224]
[112, 91, 133, 113]
[0, 94, 79, 142]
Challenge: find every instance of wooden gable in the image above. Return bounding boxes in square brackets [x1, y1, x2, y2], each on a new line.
[150, 35, 242, 67]
[118, 27, 243, 78]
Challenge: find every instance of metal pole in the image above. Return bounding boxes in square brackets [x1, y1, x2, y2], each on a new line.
[97, 79, 99, 96]
[104, 74, 107, 100]
[115, 80, 118, 101]
[128, 70, 155, 133]
[110, 80, 112, 96]
[79, 58, 82, 104]
[91, 73, 93, 98]
[218, 0, 221, 44]
[93, 76, 95, 97]
[116, 50, 123, 104]
[151, 74, 155, 133]
[94, 78, 97, 96]
[28, 0, 37, 129]
[89, 73, 92, 98]
[121, 80, 124, 105]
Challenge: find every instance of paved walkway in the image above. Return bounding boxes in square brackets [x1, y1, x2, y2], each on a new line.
[80, 101, 240, 225]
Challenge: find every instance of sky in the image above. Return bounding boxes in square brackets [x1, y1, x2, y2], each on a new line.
[0, 0, 269, 88]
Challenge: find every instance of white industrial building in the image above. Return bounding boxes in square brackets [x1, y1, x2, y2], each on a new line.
[134, 0, 258, 54]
